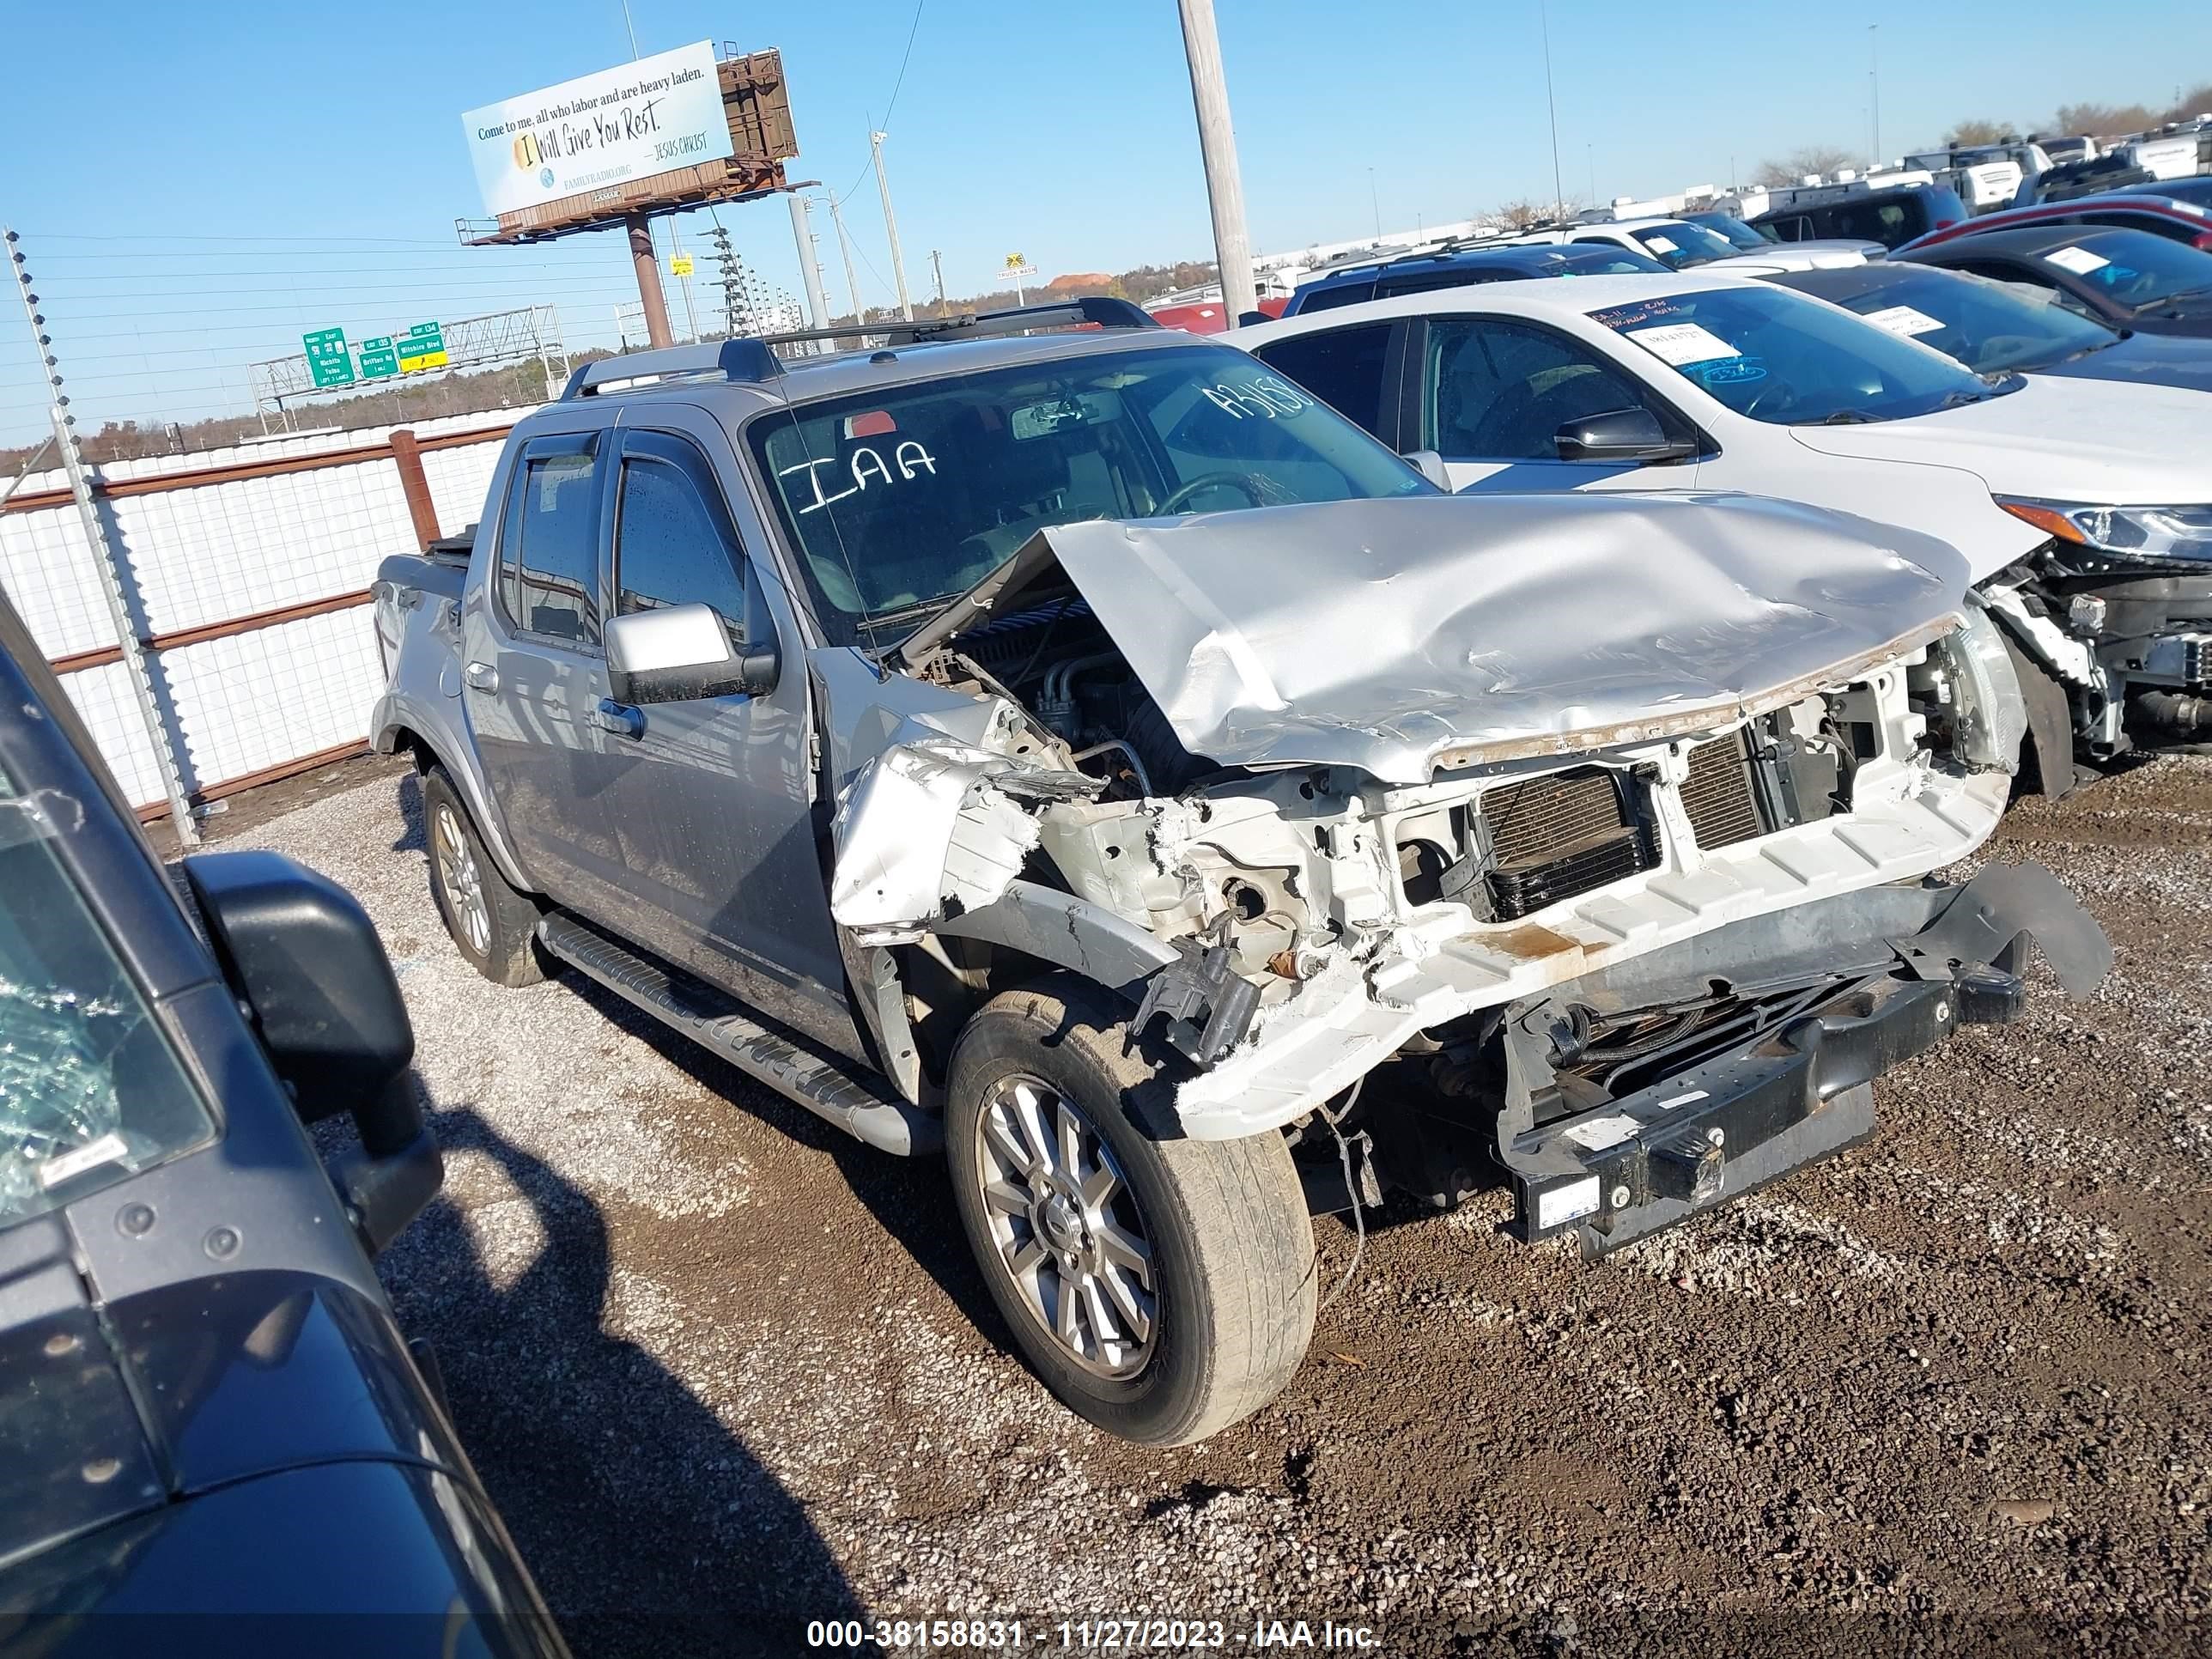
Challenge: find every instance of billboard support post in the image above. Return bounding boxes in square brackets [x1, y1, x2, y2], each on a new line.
[627, 215, 675, 349]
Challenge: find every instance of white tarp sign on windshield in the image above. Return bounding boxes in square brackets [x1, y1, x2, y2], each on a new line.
[2045, 246, 2111, 276]
[1860, 305, 1947, 338]
[1627, 322, 1740, 366]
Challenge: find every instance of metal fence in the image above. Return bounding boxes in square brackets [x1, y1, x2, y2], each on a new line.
[2, 407, 523, 819]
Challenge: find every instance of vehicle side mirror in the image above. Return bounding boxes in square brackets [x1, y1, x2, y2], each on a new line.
[183, 850, 437, 1251]
[1553, 407, 1698, 465]
[605, 596, 780, 707]
[1401, 448, 1453, 489]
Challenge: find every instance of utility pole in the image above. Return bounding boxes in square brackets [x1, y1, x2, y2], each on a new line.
[1368, 167, 1381, 239]
[870, 131, 915, 321]
[709, 223, 752, 337]
[1176, 0, 1256, 320]
[786, 188, 832, 344]
[626, 212, 674, 348]
[1869, 24, 1881, 164]
[5, 228, 198, 842]
[1539, 0, 1565, 215]
[929, 248, 947, 317]
[825, 194, 868, 325]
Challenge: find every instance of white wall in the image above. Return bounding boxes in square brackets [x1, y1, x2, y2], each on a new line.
[1, 405, 522, 811]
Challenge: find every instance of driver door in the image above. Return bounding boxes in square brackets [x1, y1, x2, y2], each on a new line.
[1414, 316, 1700, 495]
[580, 414, 860, 1060]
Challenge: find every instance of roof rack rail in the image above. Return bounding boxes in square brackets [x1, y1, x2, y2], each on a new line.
[754, 295, 1158, 349]
[560, 297, 1158, 400]
[562, 337, 781, 398]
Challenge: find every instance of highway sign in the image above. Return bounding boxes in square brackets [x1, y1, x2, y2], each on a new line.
[302, 327, 354, 389]
[358, 337, 400, 380]
[398, 322, 447, 372]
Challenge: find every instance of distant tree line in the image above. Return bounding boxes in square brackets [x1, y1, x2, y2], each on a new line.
[1751, 77, 2210, 188]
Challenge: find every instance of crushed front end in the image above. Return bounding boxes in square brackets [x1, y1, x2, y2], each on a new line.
[1985, 503, 2212, 762]
[827, 495, 2110, 1256]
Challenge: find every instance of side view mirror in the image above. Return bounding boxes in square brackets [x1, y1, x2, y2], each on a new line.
[182, 850, 437, 1252]
[605, 600, 780, 706]
[1401, 448, 1453, 489]
[1553, 407, 1699, 465]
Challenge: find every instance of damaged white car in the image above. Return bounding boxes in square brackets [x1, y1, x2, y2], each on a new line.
[373, 304, 2108, 1444]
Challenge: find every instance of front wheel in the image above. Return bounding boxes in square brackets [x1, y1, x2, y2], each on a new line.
[945, 981, 1316, 1445]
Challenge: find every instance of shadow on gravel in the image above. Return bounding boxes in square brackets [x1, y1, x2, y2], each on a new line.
[380, 1103, 867, 1656]
[550, 967, 1021, 1355]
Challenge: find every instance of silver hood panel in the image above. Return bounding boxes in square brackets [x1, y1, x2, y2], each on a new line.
[1036, 493, 1972, 782]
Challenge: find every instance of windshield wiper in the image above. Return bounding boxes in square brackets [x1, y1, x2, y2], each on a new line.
[1804, 409, 1881, 424]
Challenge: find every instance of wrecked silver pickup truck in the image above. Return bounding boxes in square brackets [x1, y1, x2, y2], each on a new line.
[371, 304, 2108, 1445]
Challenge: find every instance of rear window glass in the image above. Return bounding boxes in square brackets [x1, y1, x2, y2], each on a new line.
[501, 443, 603, 645]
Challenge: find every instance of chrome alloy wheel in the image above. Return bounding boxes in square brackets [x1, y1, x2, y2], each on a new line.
[433, 802, 491, 957]
[975, 1073, 1156, 1378]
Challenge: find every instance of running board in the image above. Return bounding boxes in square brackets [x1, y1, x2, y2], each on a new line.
[536, 913, 940, 1157]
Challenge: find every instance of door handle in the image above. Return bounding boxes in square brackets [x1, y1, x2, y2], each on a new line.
[464, 661, 499, 694]
[592, 698, 645, 739]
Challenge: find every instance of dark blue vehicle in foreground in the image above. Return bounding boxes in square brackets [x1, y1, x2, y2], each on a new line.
[0, 591, 566, 1656]
[1283, 241, 1666, 315]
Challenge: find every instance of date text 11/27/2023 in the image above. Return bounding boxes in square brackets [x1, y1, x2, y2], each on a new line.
[804, 1618, 1382, 1650]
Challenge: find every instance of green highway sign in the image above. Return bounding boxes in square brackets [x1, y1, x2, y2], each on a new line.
[358, 337, 400, 380]
[397, 321, 447, 373]
[302, 326, 354, 390]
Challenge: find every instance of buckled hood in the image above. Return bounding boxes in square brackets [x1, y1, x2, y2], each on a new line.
[997, 492, 1970, 783]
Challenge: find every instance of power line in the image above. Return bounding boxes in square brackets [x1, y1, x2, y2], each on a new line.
[835, 0, 928, 204]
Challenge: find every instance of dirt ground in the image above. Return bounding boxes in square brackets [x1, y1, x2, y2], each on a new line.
[225, 751, 2211, 1656]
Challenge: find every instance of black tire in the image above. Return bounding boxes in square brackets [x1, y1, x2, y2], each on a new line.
[422, 766, 544, 988]
[945, 979, 1316, 1445]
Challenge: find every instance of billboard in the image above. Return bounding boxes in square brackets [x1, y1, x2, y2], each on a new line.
[463, 42, 734, 220]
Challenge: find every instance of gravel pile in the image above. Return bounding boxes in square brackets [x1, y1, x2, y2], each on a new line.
[237, 754, 2212, 1656]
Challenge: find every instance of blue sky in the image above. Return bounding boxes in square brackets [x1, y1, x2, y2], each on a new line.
[3, 0, 2207, 442]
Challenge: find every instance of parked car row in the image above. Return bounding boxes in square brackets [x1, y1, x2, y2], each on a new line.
[364, 289, 2129, 1450]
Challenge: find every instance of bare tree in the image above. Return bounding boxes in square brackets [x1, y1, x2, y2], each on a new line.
[1944, 118, 2012, 147]
[2169, 83, 2212, 120]
[1491, 197, 1582, 230]
[1751, 146, 1856, 188]
[2052, 100, 2159, 137]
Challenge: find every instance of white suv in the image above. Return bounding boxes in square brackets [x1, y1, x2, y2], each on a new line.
[1237, 272, 2212, 776]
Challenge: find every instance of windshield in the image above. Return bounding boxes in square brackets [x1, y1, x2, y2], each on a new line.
[1695, 216, 1772, 252]
[1588, 284, 2021, 425]
[0, 764, 215, 1228]
[749, 343, 1434, 641]
[1820, 268, 2118, 373]
[2037, 231, 2212, 312]
[1624, 222, 1742, 269]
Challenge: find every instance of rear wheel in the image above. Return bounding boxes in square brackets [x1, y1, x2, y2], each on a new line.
[422, 767, 544, 988]
[945, 980, 1316, 1445]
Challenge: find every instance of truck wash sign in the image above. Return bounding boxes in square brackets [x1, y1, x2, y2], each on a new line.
[461, 41, 732, 219]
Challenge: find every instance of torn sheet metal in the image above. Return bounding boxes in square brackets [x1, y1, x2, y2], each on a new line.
[1033, 493, 1974, 783]
[824, 678, 1099, 942]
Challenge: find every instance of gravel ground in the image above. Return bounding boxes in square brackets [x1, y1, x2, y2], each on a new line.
[233, 753, 2211, 1656]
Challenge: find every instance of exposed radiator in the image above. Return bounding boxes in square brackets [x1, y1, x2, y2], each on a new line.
[1678, 733, 1767, 852]
[1480, 767, 1656, 921]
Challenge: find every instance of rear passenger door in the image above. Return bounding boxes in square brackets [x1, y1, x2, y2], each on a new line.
[1413, 316, 1696, 493]
[461, 428, 626, 917]
[1249, 321, 1404, 442]
[583, 416, 860, 1059]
